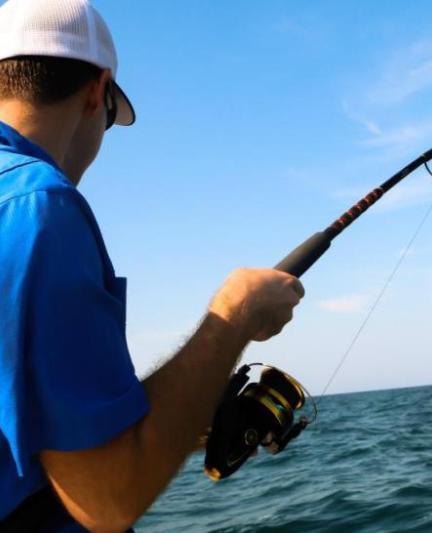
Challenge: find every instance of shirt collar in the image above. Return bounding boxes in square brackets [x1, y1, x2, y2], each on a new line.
[0, 120, 60, 171]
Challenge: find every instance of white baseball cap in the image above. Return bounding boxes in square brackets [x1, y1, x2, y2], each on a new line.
[0, 0, 135, 126]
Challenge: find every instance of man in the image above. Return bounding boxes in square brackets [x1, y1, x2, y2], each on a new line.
[0, 1, 305, 531]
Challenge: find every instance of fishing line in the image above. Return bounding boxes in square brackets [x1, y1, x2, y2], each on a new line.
[318, 195, 432, 401]
[425, 161, 432, 177]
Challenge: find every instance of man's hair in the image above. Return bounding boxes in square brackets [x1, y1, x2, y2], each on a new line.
[0, 56, 103, 104]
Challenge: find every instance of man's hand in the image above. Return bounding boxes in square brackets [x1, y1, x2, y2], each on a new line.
[209, 268, 305, 342]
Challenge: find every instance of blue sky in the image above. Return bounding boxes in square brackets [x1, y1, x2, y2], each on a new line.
[84, 1, 432, 394]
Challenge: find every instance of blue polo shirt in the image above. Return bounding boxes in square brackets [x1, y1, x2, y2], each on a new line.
[0, 121, 150, 528]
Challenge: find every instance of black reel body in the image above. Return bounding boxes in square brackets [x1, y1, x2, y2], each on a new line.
[204, 364, 312, 480]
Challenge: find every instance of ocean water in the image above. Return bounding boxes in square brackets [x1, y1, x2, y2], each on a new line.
[135, 385, 432, 532]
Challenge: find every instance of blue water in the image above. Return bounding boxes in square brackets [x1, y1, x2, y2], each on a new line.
[136, 385, 432, 532]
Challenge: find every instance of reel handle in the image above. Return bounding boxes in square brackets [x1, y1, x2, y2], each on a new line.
[274, 231, 331, 278]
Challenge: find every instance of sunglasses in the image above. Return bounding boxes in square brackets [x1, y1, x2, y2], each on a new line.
[104, 81, 118, 130]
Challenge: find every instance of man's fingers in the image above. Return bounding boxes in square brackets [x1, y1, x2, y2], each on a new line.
[253, 308, 294, 341]
[286, 275, 305, 299]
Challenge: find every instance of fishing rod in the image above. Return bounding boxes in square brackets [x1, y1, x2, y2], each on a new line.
[275, 148, 432, 277]
[204, 148, 432, 481]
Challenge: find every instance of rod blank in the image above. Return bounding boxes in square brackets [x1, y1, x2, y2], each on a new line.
[275, 149, 432, 278]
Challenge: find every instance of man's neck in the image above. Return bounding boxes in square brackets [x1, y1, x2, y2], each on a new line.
[0, 99, 80, 176]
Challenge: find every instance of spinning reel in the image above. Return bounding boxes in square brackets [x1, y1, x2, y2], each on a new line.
[204, 363, 317, 480]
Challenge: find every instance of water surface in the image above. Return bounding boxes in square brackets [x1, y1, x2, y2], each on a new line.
[136, 386, 432, 532]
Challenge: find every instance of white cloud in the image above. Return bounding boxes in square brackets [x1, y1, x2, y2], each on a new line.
[360, 124, 432, 149]
[341, 99, 382, 136]
[367, 45, 432, 105]
[374, 177, 432, 211]
[363, 120, 383, 136]
[342, 108, 429, 156]
[342, 39, 432, 153]
[318, 294, 368, 313]
[342, 105, 432, 154]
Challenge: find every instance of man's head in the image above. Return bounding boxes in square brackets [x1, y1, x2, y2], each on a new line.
[0, 0, 135, 181]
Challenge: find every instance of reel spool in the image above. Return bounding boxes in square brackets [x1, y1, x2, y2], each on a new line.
[204, 363, 316, 480]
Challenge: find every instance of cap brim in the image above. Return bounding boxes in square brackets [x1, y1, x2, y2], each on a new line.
[113, 81, 136, 126]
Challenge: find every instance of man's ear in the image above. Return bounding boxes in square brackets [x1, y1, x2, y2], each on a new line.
[84, 69, 112, 117]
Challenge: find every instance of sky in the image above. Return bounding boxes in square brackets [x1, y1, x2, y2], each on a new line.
[82, 0, 432, 395]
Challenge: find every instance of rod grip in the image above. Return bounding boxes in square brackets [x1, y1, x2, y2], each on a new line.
[274, 231, 331, 278]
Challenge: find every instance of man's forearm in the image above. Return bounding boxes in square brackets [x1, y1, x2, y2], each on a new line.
[40, 269, 304, 532]
[132, 312, 249, 513]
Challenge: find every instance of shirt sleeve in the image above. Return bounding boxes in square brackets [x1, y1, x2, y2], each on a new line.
[0, 189, 149, 476]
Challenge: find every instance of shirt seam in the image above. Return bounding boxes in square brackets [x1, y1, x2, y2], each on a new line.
[0, 159, 40, 178]
[0, 165, 76, 209]
[0, 187, 78, 209]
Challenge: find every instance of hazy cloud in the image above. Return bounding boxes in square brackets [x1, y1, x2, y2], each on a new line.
[375, 178, 432, 211]
[342, 39, 432, 153]
[367, 41, 432, 105]
[360, 124, 432, 149]
[318, 294, 368, 313]
[341, 99, 382, 136]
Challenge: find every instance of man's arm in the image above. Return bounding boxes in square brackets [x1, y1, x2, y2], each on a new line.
[40, 268, 304, 532]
